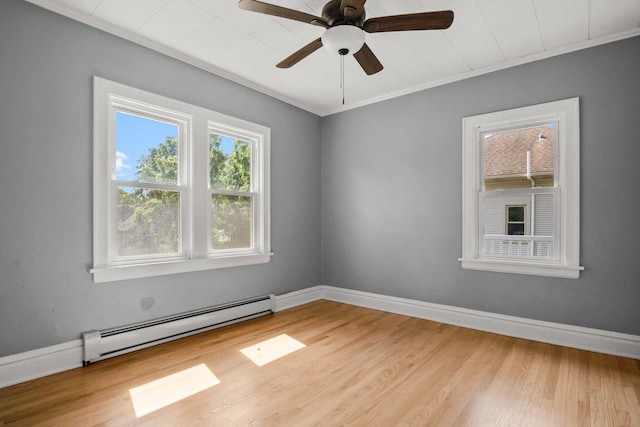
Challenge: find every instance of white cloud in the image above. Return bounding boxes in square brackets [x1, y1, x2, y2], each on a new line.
[115, 151, 132, 178]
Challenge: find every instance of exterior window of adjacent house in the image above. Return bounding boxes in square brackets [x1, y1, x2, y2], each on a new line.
[460, 98, 583, 278]
[92, 77, 271, 283]
[506, 205, 526, 235]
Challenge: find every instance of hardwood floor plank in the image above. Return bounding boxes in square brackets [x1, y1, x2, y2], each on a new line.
[1, 300, 639, 426]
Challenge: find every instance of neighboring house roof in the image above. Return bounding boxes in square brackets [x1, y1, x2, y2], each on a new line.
[484, 125, 554, 178]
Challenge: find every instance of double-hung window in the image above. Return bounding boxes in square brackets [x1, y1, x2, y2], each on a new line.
[505, 205, 526, 236]
[460, 98, 583, 278]
[92, 77, 271, 283]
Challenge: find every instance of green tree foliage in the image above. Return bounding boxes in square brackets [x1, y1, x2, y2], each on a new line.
[210, 138, 252, 250]
[117, 135, 253, 256]
[137, 136, 178, 184]
[118, 136, 180, 256]
[209, 134, 226, 188]
[224, 140, 251, 191]
[117, 187, 179, 256]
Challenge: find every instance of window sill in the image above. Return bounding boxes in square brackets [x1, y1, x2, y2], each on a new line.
[459, 257, 583, 279]
[91, 253, 273, 283]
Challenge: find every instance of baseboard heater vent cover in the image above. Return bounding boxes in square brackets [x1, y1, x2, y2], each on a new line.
[82, 294, 275, 364]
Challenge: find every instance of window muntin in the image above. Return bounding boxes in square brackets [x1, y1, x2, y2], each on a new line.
[93, 77, 271, 283]
[460, 98, 582, 278]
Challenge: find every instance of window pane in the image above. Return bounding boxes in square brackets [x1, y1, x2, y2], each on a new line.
[508, 206, 524, 222]
[483, 125, 555, 191]
[116, 112, 179, 184]
[507, 223, 525, 235]
[210, 134, 251, 191]
[211, 194, 252, 250]
[118, 187, 180, 256]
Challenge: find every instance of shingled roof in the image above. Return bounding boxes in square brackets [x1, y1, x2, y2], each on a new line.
[484, 125, 555, 178]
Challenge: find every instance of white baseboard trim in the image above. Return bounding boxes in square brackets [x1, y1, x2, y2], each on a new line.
[273, 286, 323, 312]
[320, 286, 640, 360]
[0, 339, 83, 389]
[2, 285, 638, 389]
[0, 288, 325, 389]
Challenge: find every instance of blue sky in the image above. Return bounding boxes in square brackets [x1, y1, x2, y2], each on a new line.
[115, 112, 178, 181]
[115, 112, 238, 181]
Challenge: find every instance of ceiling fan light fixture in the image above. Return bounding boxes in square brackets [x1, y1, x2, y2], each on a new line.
[321, 25, 365, 55]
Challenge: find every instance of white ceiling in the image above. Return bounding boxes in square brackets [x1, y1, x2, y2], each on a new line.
[28, 0, 640, 116]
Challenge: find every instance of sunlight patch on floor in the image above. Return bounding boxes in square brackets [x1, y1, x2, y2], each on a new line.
[129, 363, 220, 417]
[240, 334, 306, 366]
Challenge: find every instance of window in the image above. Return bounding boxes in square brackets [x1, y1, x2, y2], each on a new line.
[460, 98, 583, 278]
[506, 205, 526, 236]
[92, 77, 271, 283]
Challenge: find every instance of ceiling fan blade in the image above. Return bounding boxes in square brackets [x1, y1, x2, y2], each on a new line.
[276, 38, 323, 68]
[239, 0, 329, 28]
[363, 10, 454, 33]
[340, 0, 366, 20]
[353, 43, 383, 75]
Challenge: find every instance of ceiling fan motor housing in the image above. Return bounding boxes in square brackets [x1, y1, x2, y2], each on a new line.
[322, 0, 365, 26]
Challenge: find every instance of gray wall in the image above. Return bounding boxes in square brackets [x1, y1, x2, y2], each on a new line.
[0, 0, 321, 356]
[1, 0, 639, 359]
[321, 35, 640, 336]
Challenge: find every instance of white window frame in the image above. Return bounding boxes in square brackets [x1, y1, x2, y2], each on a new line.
[92, 77, 271, 283]
[460, 97, 583, 279]
[207, 122, 267, 256]
[109, 103, 191, 265]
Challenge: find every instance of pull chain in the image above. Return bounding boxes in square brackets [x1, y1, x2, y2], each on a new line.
[341, 53, 345, 105]
[338, 48, 348, 105]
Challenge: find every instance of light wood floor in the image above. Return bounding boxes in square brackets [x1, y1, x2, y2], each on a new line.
[1, 300, 639, 426]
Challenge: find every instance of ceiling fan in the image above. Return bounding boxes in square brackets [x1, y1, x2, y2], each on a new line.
[238, 0, 454, 75]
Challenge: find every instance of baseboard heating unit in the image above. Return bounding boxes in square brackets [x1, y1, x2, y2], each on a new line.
[82, 294, 275, 364]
